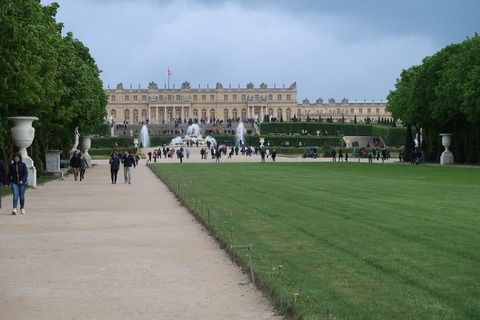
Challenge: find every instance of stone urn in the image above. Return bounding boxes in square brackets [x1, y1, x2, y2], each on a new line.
[440, 133, 454, 165]
[8, 116, 39, 187]
[133, 138, 139, 147]
[82, 136, 92, 167]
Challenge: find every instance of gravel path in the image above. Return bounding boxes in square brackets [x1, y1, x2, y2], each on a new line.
[0, 155, 283, 320]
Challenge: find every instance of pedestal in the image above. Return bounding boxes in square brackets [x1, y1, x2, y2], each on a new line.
[45, 150, 64, 178]
[440, 133, 454, 165]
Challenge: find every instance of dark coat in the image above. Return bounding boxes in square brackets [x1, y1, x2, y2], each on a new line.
[8, 153, 28, 185]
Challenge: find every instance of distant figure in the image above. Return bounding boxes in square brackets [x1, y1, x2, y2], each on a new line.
[78, 152, 88, 181]
[271, 149, 277, 162]
[122, 150, 136, 184]
[109, 151, 121, 184]
[331, 149, 337, 162]
[8, 153, 28, 215]
[69, 150, 81, 181]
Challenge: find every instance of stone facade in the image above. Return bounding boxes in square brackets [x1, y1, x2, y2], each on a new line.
[104, 81, 390, 124]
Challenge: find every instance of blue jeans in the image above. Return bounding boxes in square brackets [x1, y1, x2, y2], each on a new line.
[11, 183, 27, 209]
[124, 166, 132, 183]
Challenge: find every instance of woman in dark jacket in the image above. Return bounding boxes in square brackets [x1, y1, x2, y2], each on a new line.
[8, 152, 28, 215]
[109, 151, 121, 184]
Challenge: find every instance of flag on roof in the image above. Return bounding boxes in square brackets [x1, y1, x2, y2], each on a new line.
[167, 67, 172, 77]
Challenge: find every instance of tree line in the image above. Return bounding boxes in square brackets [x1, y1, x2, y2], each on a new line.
[387, 34, 480, 163]
[0, 0, 107, 171]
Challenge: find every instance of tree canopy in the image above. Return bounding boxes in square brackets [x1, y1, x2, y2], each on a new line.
[0, 0, 106, 163]
[387, 35, 480, 163]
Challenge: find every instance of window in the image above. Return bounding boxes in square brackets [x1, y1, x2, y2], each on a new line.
[193, 95, 197, 102]
[159, 95, 164, 102]
[142, 95, 147, 101]
[224, 95, 228, 102]
[176, 95, 181, 101]
[359, 108, 363, 114]
[233, 94, 237, 102]
[168, 95, 172, 102]
[133, 95, 138, 101]
[241, 108, 247, 120]
[242, 94, 246, 102]
[286, 94, 291, 101]
[111, 95, 116, 102]
[269, 94, 273, 101]
[376, 108, 380, 114]
[337, 108, 340, 115]
[277, 94, 282, 101]
[142, 109, 147, 120]
[133, 109, 139, 123]
[202, 95, 206, 102]
[125, 95, 129, 101]
[367, 108, 371, 114]
[210, 95, 215, 101]
[350, 108, 354, 114]
[255, 94, 259, 101]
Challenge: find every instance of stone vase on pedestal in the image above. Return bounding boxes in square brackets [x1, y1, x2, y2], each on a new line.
[82, 136, 92, 167]
[8, 116, 39, 187]
[440, 133, 454, 165]
[133, 138, 139, 148]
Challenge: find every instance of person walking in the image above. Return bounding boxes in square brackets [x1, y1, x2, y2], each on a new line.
[69, 151, 81, 181]
[79, 152, 88, 181]
[271, 149, 277, 162]
[109, 151, 121, 184]
[8, 152, 28, 215]
[122, 150, 136, 184]
[0, 158, 8, 213]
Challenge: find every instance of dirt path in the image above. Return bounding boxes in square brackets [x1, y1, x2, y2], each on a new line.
[0, 158, 283, 320]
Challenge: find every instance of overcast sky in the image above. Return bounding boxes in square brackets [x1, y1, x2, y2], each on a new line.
[41, 0, 479, 103]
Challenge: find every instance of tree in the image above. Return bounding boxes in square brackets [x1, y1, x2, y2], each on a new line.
[387, 35, 480, 163]
[0, 0, 106, 166]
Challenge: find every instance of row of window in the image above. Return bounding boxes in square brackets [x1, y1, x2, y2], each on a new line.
[110, 93, 292, 103]
[299, 108, 382, 115]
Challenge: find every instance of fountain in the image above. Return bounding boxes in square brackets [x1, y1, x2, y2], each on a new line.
[235, 122, 245, 146]
[140, 125, 150, 148]
[169, 123, 216, 147]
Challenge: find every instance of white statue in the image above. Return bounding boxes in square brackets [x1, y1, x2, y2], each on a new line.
[72, 127, 80, 151]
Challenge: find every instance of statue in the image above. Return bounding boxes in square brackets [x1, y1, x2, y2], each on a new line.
[148, 81, 158, 90]
[72, 127, 80, 151]
[181, 81, 191, 90]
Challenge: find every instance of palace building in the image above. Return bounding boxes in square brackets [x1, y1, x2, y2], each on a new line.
[104, 81, 391, 124]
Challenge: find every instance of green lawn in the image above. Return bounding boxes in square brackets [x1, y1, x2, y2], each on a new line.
[150, 162, 480, 320]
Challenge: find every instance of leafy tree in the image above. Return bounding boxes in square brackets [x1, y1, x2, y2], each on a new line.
[0, 0, 106, 165]
[387, 35, 480, 163]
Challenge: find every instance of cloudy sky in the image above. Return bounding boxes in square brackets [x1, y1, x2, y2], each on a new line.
[41, 0, 479, 103]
